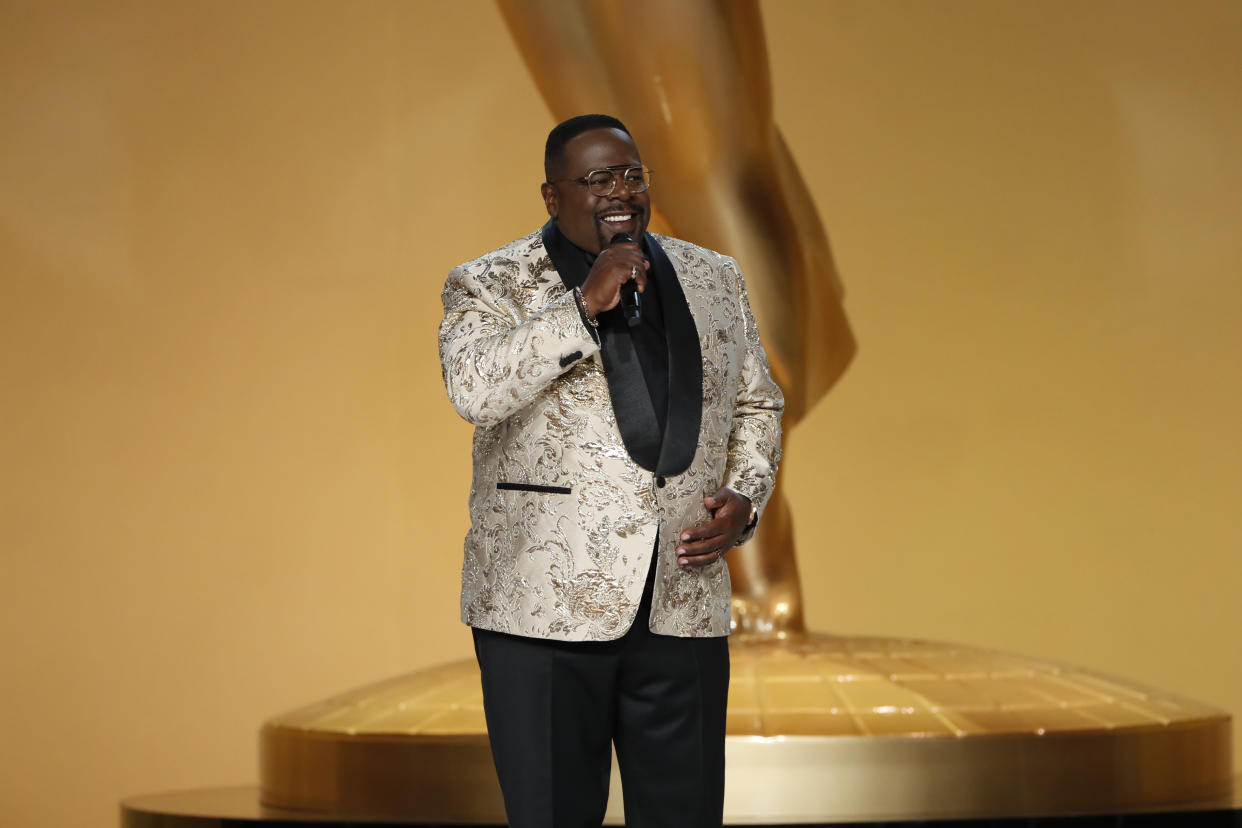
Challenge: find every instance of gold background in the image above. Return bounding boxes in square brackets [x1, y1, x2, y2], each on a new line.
[2, 2, 1240, 827]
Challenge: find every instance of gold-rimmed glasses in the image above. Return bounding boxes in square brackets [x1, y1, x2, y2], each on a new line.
[550, 165, 652, 197]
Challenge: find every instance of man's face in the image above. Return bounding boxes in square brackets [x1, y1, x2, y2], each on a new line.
[541, 128, 651, 255]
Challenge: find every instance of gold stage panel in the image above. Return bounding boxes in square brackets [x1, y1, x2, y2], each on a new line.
[260, 633, 1233, 823]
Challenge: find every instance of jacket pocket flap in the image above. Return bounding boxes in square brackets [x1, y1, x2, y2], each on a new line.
[496, 481, 572, 495]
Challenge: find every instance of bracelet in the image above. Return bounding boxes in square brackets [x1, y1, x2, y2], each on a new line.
[574, 287, 599, 328]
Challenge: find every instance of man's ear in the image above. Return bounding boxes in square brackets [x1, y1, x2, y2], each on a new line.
[540, 182, 558, 218]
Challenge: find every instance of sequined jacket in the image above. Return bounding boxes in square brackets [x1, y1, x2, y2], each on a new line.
[439, 229, 783, 640]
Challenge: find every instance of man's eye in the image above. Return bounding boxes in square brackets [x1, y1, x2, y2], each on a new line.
[623, 172, 644, 184]
[587, 172, 613, 189]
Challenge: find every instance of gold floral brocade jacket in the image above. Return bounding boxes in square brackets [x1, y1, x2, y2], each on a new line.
[438, 230, 783, 641]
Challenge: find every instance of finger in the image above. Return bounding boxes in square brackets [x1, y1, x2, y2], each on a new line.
[611, 256, 644, 281]
[678, 548, 723, 568]
[619, 253, 646, 272]
[679, 517, 732, 543]
[613, 256, 646, 292]
[676, 532, 728, 559]
[706, 502, 746, 526]
[609, 243, 643, 264]
[704, 508, 744, 531]
[602, 244, 633, 260]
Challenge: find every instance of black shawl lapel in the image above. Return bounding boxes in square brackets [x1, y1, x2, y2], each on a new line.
[646, 236, 702, 476]
[541, 220, 663, 471]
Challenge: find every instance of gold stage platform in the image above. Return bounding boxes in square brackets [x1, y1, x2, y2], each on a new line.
[122, 782, 1242, 827]
[257, 632, 1232, 824]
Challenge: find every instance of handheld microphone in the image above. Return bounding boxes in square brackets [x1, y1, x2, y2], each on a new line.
[610, 232, 641, 328]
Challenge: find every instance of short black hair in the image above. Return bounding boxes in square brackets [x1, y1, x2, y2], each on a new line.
[544, 114, 631, 180]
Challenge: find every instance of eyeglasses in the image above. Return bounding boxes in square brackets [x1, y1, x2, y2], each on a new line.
[551, 165, 652, 197]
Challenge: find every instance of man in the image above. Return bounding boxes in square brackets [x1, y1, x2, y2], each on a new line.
[438, 114, 783, 828]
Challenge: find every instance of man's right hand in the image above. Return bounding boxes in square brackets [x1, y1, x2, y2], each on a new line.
[579, 241, 649, 318]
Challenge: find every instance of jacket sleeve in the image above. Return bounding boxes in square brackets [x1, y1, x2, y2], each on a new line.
[720, 257, 785, 545]
[439, 259, 601, 427]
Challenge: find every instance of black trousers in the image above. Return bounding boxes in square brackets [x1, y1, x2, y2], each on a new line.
[472, 557, 730, 828]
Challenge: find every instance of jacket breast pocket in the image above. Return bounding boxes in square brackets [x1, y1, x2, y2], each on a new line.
[496, 481, 572, 495]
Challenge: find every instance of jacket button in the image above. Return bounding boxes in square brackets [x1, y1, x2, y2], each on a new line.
[656, 476, 666, 488]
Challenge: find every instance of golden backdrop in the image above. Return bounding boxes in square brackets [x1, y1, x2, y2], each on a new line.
[2, 2, 1240, 827]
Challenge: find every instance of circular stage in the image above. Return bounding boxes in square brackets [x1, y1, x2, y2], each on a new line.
[121, 784, 1242, 827]
[259, 632, 1233, 824]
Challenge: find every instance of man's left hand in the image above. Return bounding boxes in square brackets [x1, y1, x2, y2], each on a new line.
[676, 487, 752, 569]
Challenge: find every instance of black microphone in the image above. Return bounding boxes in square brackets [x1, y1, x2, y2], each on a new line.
[610, 232, 641, 327]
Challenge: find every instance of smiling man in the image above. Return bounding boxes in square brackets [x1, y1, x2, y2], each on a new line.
[438, 114, 784, 828]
